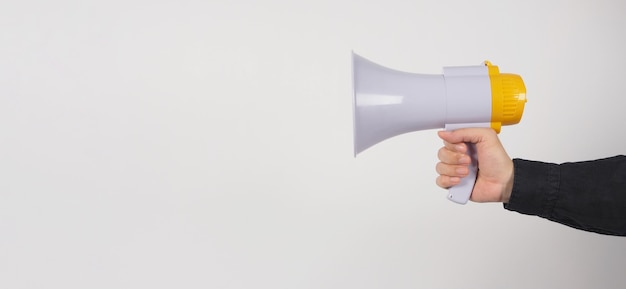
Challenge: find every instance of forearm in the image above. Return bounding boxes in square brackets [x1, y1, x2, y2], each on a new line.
[504, 156, 626, 236]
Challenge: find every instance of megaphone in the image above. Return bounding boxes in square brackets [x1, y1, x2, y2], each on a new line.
[352, 52, 526, 204]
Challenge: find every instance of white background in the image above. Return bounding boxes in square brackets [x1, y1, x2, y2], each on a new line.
[1, 0, 625, 288]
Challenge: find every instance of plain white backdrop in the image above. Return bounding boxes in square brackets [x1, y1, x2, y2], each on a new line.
[1, 0, 625, 288]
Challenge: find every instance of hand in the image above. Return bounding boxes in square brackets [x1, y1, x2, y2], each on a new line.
[435, 128, 514, 203]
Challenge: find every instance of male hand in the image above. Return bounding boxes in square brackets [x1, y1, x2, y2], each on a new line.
[436, 128, 514, 203]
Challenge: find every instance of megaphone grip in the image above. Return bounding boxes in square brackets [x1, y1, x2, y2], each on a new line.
[444, 123, 489, 204]
[447, 142, 478, 204]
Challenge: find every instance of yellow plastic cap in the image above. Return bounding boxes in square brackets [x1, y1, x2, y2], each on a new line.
[485, 61, 527, 133]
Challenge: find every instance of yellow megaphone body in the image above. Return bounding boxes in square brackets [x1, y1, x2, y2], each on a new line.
[352, 52, 526, 204]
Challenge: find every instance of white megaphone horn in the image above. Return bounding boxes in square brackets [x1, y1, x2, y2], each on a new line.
[352, 52, 527, 204]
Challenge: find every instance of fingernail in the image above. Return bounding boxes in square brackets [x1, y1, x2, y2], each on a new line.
[459, 156, 470, 164]
[450, 177, 461, 183]
[456, 167, 468, 175]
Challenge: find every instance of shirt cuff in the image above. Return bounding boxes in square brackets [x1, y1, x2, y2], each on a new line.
[503, 159, 560, 218]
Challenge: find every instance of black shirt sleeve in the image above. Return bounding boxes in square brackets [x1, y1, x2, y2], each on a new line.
[504, 155, 626, 236]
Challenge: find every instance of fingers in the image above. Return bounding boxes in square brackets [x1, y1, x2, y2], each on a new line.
[435, 146, 471, 189]
[442, 140, 467, 154]
[437, 128, 497, 145]
[436, 132, 474, 189]
[437, 146, 470, 165]
[436, 175, 460, 189]
[436, 161, 469, 176]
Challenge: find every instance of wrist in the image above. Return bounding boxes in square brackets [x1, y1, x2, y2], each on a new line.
[501, 161, 514, 203]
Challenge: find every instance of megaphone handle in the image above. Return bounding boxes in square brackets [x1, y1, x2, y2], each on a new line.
[447, 142, 478, 204]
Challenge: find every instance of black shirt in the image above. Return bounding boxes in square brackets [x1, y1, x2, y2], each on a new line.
[504, 155, 626, 236]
